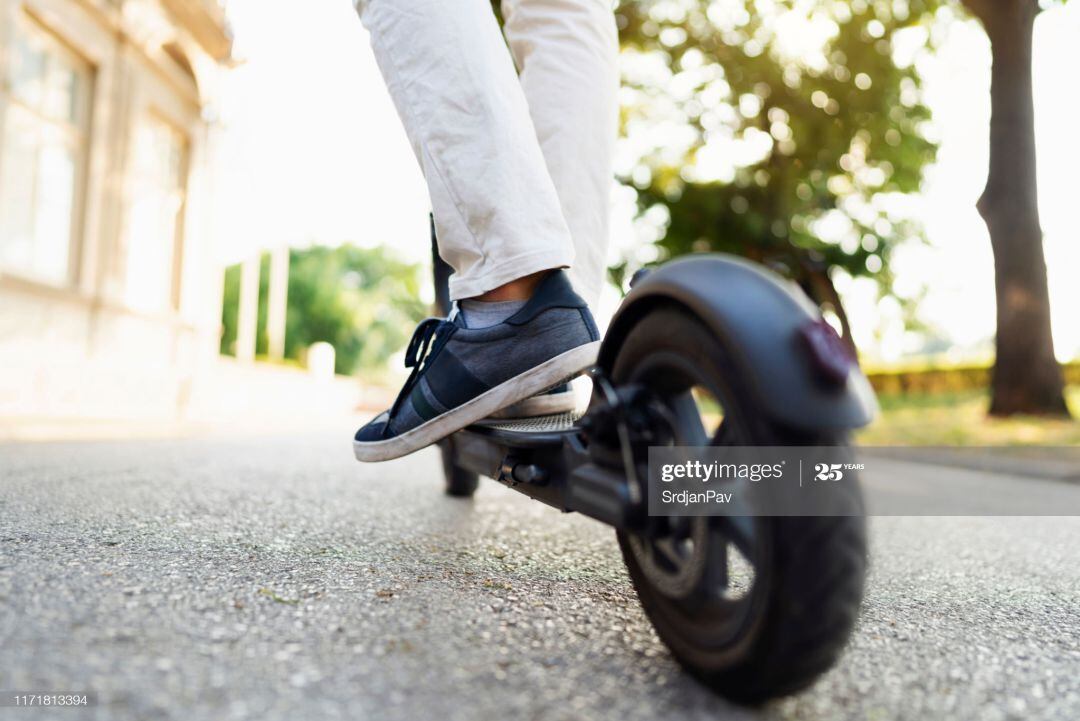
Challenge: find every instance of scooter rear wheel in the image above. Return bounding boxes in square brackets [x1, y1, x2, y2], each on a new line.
[611, 305, 867, 704]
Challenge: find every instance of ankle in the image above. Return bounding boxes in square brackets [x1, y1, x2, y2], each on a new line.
[458, 298, 526, 329]
[473, 269, 552, 302]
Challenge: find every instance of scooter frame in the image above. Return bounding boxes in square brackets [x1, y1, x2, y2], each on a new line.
[430, 217, 877, 528]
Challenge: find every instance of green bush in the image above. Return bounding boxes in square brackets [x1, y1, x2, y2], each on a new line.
[220, 245, 427, 377]
[866, 363, 1080, 396]
[285, 245, 427, 377]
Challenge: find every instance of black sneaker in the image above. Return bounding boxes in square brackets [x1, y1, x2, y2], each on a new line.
[353, 270, 600, 462]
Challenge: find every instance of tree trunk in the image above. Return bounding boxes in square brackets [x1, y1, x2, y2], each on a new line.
[964, 0, 1070, 417]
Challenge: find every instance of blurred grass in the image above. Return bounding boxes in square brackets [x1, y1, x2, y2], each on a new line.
[857, 386, 1080, 446]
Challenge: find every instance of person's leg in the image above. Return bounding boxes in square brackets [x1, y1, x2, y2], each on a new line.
[356, 0, 575, 301]
[352, 0, 601, 461]
[501, 0, 620, 308]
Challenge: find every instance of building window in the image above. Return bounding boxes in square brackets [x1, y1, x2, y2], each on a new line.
[124, 115, 188, 313]
[0, 14, 92, 286]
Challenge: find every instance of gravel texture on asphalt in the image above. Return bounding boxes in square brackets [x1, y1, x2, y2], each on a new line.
[1, 434, 1079, 721]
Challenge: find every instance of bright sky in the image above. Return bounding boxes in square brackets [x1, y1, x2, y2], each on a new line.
[217, 0, 1080, 363]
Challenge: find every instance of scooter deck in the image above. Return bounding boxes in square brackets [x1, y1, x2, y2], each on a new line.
[472, 411, 582, 433]
[461, 411, 583, 449]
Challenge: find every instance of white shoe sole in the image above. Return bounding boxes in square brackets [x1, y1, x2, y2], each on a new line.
[353, 341, 600, 462]
[486, 389, 577, 419]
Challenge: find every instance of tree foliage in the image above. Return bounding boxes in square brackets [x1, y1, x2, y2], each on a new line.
[221, 245, 427, 377]
[613, 0, 940, 337]
[285, 245, 427, 376]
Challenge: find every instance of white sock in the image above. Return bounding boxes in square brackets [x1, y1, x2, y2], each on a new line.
[458, 299, 527, 329]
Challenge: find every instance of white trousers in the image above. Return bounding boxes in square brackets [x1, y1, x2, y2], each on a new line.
[355, 0, 619, 305]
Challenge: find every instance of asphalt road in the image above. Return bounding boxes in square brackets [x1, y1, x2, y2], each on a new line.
[1, 433, 1079, 721]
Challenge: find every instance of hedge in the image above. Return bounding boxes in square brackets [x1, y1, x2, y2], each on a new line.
[865, 362, 1080, 396]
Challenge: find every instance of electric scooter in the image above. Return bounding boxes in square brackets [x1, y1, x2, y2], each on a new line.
[430, 219, 877, 704]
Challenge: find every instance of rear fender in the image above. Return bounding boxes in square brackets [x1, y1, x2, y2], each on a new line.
[599, 255, 877, 432]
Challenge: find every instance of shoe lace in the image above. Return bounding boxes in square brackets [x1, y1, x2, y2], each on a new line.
[404, 316, 448, 370]
[383, 316, 454, 436]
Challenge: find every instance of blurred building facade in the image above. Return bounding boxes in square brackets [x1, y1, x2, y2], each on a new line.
[0, 0, 232, 421]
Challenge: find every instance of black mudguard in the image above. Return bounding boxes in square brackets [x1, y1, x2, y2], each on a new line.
[599, 254, 877, 433]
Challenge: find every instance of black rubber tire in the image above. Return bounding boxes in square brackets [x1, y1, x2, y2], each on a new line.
[612, 306, 867, 704]
[439, 440, 479, 498]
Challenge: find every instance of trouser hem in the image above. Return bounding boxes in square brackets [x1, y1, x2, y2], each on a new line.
[448, 248, 573, 301]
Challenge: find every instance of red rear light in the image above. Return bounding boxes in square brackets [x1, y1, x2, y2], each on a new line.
[798, 319, 855, 386]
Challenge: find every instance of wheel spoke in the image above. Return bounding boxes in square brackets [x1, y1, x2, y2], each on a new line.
[702, 534, 729, 592]
[668, 515, 692, 539]
[717, 515, 756, 560]
[654, 537, 685, 568]
[669, 392, 709, 445]
[712, 418, 735, 446]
